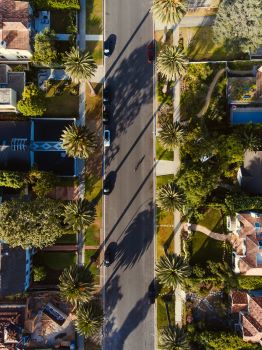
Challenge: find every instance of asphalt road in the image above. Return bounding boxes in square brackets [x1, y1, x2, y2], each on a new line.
[103, 0, 155, 349]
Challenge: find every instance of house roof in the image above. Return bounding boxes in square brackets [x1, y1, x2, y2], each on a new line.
[0, 0, 29, 27]
[0, 1, 30, 51]
[0, 65, 25, 100]
[0, 244, 27, 297]
[232, 291, 262, 341]
[0, 303, 25, 350]
[0, 22, 30, 51]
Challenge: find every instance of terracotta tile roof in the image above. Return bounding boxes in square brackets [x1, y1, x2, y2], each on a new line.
[231, 291, 248, 313]
[0, 1, 30, 51]
[0, 0, 29, 27]
[0, 22, 30, 51]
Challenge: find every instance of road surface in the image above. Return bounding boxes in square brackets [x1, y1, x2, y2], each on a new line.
[103, 0, 155, 349]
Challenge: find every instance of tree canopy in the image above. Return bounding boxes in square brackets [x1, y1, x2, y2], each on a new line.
[31, 0, 80, 10]
[157, 45, 188, 81]
[32, 29, 57, 66]
[17, 83, 47, 117]
[0, 171, 26, 189]
[213, 0, 262, 53]
[0, 199, 64, 248]
[151, 0, 188, 25]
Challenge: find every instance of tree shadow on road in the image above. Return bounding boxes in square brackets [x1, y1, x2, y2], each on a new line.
[113, 203, 154, 270]
[103, 292, 152, 350]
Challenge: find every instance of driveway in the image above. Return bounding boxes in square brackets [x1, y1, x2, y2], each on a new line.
[103, 0, 155, 349]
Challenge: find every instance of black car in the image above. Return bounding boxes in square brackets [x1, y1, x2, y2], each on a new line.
[103, 176, 111, 194]
[103, 87, 110, 105]
[104, 34, 117, 57]
[104, 242, 117, 267]
[104, 40, 111, 56]
[103, 107, 110, 124]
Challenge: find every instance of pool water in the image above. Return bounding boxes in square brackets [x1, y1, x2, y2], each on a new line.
[232, 109, 262, 124]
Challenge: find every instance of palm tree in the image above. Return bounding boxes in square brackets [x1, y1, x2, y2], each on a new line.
[64, 199, 96, 233]
[157, 182, 184, 212]
[156, 253, 190, 291]
[151, 0, 188, 42]
[61, 124, 96, 159]
[63, 47, 97, 95]
[159, 116, 185, 150]
[241, 126, 261, 152]
[75, 302, 103, 338]
[151, 0, 188, 25]
[159, 325, 190, 350]
[157, 45, 188, 82]
[59, 265, 95, 308]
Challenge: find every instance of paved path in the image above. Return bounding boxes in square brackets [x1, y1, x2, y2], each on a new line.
[91, 65, 104, 83]
[187, 223, 229, 241]
[197, 68, 225, 117]
[156, 160, 176, 176]
[155, 15, 215, 30]
[103, 0, 155, 349]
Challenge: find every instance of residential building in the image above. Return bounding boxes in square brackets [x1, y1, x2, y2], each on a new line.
[0, 243, 32, 297]
[231, 290, 262, 345]
[0, 119, 76, 176]
[228, 212, 262, 275]
[0, 64, 25, 112]
[0, 0, 32, 63]
[0, 303, 26, 349]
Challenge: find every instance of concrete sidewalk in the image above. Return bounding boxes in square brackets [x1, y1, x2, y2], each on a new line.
[91, 65, 104, 83]
[155, 15, 215, 30]
[156, 160, 176, 176]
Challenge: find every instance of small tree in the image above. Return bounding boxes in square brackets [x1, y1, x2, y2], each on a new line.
[59, 265, 95, 308]
[157, 45, 188, 82]
[75, 302, 103, 338]
[156, 253, 191, 292]
[157, 182, 185, 212]
[61, 124, 96, 159]
[0, 199, 64, 248]
[64, 199, 96, 233]
[159, 116, 185, 150]
[33, 266, 47, 282]
[17, 83, 47, 117]
[0, 171, 26, 189]
[28, 170, 57, 197]
[159, 326, 190, 350]
[32, 28, 57, 66]
[63, 47, 97, 95]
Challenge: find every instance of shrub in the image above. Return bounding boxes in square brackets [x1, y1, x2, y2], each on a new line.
[33, 266, 47, 282]
[17, 84, 47, 117]
[31, 0, 80, 10]
[0, 171, 26, 189]
[28, 170, 57, 197]
[237, 276, 262, 290]
[225, 193, 262, 213]
[32, 29, 57, 66]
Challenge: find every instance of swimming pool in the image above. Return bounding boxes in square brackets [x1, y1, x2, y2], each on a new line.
[231, 108, 262, 124]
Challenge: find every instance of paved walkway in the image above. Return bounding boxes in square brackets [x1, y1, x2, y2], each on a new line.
[91, 65, 104, 83]
[197, 68, 226, 117]
[155, 15, 215, 30]
[186, 223, 229, 241]
[156, 160, 176, 176]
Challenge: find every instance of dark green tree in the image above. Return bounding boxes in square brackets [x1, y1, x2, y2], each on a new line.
[213, 0, 262, 53]
[17, 83, 47, 117]
[32, 28, 57, 66]
[0, 199, 64, 248]
[64, 199, 96, 233]
[59, 265, 95, 308]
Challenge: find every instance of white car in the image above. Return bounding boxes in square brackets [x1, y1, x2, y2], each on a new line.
[104, 130, 110, 147]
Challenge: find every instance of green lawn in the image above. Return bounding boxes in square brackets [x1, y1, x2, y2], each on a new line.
[190, 231, 225, 265]
[157, 295, 175, 330]
[198, 208, 226, 233]
[156, 138, 173, 161]
[85, 250, 100, 283]
[156, 175, 174, 188]
[45, 81, 79, 117]
[180, 27, 248, 61]
[86, 0, 102, 34]
[50, 10, 75, 33]
[85, 225, 100, 246]
[86, 41, 103, 65]
[33, 251, 76, 283]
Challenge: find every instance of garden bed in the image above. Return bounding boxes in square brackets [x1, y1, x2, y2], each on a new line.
[156, 138, 173, 161]
[86, 41, 103, 65]
[50, 10, 76, 33]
